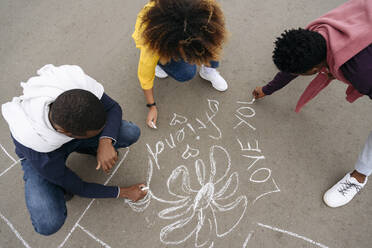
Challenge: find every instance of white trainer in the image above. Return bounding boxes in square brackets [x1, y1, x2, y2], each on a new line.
[155, 65, 168, 78]
[323, 173, 367, 208]
[199, 65, 228, 91]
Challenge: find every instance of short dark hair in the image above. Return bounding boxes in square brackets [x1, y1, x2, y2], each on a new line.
[50, 89, 106, 136]
[141, 0, 226, 66]
[272, 28, 327, 74]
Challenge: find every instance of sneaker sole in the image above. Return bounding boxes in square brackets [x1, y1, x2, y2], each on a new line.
[155, 74, 168, 79]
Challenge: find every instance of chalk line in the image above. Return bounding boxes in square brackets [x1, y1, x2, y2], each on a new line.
[77, 224, 111, 248]
[252, 178, 280, 204]
[58, 199, 96, 248]
[242, 231, 254, 248]
[103, 148, 129, 186]
[256, 222, 329, 248]
[0, 144, 16, 163]
[233, 114, 256, 131]
[250, 168, 271, 183]
[58, 148, 129, 248]
[0, 211, 31, 248]
[0, 159, 22, 177]
[237, 100, 255, 105]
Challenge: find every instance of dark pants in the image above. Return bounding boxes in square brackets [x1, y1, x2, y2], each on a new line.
[21, 120, 140, 235]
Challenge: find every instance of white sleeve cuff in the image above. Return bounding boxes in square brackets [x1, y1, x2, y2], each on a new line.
[116, 186, 120, 198]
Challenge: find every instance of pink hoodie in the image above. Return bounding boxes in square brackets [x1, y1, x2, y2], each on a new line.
[295, 0, 372, 113]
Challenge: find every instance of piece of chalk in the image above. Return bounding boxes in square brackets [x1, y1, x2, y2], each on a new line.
[151, 121, 157, 129]
[141, 186, 149, 191]
[252, 98, 256, 103]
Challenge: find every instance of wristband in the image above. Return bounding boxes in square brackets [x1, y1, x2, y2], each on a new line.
[146, 102, 156, 108]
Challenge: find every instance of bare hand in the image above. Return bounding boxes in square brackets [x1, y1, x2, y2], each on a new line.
[252, 86, 266, 99]
[119, 183, 148, 202]
[96, 138, 118, 173]
[146, 106, 158, 129]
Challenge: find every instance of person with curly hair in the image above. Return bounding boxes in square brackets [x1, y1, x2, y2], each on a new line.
[252, 0, 372, 208]
[132, 0, 228, 128]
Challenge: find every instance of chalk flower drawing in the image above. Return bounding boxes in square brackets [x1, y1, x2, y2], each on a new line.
[159, 145, 247, 246]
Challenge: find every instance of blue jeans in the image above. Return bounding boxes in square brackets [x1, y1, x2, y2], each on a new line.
[21, 120, 140, 235]
[159, 60, 219, 82]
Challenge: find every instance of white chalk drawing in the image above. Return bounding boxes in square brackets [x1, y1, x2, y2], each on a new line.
[58, 148, 130, 248]
[252, 178, 280, 204]
[233, 101, 256, 131]
[196, 118, 207, 129]
[237, 138, 265, 171]
[256, 222, 329, 248]
[170, 113, 188, 126]
[250, 168, 272, 183]
[182, 144, 200, 160]
[0, 143, 17, 163]
[242, 231, 254, 248]
[0, 159, 22, 177]
[0, 211, 31, 248]
[0, 144, 23, 178]
[237, 138, 261, 153]
[169, 113, 187, 126]
[126, 99, 283, 247]
[159, 145, 247, 246]
[232, 98, 328, 248]
[205, 99, 222, 140]
[146, 141, 164, 170]
[77, 224, 112, 248]
[235, 135, 281, 205]
[169, 99, 223, 141]
[145, 99, 222, 171]
[176, 128, 186, 142]
[187, 123, 200, 140]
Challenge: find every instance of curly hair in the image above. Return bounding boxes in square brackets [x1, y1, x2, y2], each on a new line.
[50, 89, 106, 136]
[141, 0, 226, 66]
[272, 28, 327, 74]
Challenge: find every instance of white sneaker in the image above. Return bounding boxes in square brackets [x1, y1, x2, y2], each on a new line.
[323, 173, 367, 208]
[155, 65, 168, 78]
[199, 65, 228, 91]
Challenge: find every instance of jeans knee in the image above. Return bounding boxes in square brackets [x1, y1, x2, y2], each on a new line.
[34, 213, 66, 236]
[128, 124, 141, 145]
[116, 121, 141, 148]
[174, 66, 197, 82]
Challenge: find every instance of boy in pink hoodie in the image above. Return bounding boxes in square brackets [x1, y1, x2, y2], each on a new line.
[253, 0, 372, 208]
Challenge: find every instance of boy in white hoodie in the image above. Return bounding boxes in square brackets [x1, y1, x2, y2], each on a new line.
[2, 64, 147, 235]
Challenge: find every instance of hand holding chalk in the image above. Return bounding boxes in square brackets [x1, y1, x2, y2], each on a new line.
[141, 186, 149, 191]
[151, 121, 157, 129]
[146, 107, 158, 129]
[119, 183, 148, 202]
[252, 86, 266, 100]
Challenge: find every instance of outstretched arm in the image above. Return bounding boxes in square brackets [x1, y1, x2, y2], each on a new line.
[138, 46, 160, 128]
[253, 71, 298, 99]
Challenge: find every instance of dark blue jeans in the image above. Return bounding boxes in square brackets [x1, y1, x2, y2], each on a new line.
[159, 60, 219, 82]
[21, 120, 140, 235]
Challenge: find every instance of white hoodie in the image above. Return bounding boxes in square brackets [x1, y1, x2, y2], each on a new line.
[2, 64, 104, 153]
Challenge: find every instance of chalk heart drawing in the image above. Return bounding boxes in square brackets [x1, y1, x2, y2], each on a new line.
[159, 145, 247, 246]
